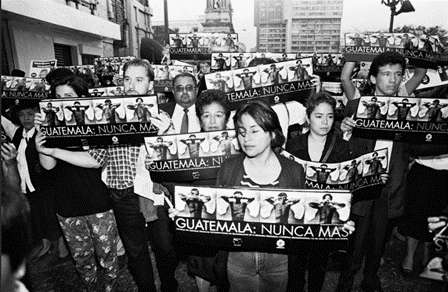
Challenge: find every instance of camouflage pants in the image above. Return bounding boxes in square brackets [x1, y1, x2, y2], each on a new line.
[57, 210, 118, 292]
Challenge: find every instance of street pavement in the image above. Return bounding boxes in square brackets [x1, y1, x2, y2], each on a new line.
[26, 234, 447, 292]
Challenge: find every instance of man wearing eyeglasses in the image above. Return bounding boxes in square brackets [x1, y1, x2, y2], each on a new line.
[162, 72, 202, 134]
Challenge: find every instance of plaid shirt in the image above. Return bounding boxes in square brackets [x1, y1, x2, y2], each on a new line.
[89, 145, 141, 190]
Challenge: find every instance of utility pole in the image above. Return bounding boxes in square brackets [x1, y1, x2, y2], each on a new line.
[164, 0, 169, 46]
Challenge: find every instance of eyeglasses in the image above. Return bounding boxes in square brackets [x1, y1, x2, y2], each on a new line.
[174, 85, 196, 92]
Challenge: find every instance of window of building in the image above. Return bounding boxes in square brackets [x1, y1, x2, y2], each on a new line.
[54, 43, 73, 66]
[81, 54, 99, 65]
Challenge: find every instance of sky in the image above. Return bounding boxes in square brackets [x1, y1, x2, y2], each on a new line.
[151, 0, 448, 49]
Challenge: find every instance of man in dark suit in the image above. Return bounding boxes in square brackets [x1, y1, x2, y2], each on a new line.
[159, 72, 202, 134]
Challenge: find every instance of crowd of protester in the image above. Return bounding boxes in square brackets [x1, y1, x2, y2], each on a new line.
[1, 51, 447, 292]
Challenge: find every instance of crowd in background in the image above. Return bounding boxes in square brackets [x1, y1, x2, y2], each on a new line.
[1, 50, 448, 292]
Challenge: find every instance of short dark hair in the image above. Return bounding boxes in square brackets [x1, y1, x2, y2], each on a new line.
[10, 100, 40, 125]
[45, 68, 75, 85]
[195, 89, 231, 124]
[123, 58, 155, 81]
[233, 100, 285, 149]
[361, 51, 406, 96]
[305, 92, 336, 117]
[172, 72, 197, 88]
[323, 194, 333, 200]
[11, 69, 25, 77]
[1, 186, 32, 272]
[52, 75, 89, 98]
[369, 51, 406, 78]
[247, 58, 276, 66]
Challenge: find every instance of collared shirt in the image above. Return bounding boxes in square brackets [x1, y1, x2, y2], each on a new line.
[17, 127, 36, 193]
[171, 103, 201, 134]
[1, 116, 36, 193]
[89, 145, 140, 190]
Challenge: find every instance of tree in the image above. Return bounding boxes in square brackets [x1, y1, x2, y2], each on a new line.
[393, 25, 448, 47]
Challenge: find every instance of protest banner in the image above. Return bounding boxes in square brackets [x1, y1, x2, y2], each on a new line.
[169, 33, 239, 61]
[312, 53, 345, 73]
[210, 52, 307, 71]
[321, 81, 345, 121]
[88, 86, 125, 97]
[93, 56, 135, 87]
[344, 33, 440, 69]
[1, 76, 50, 98]
[205, 58, 316, 110]
[29, 60, 57, 78]
[280, 148, 389, 196]
[39, 95, 159, 147]
[420, 222, 448, 281]
[145, 130, 241, 182]
[403, 68, 448, 93]
[173, 186, 352, 252]
[153, 64, 196, 92]
[61, 65, 96, 76]
[352, 96, 448, 143]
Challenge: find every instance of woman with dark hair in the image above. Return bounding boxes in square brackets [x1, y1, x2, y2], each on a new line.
[286, 92, 351, 163]
[34, 76, 119, 292]
[196, 89, 231, 132]
[51, 75, 89, 98]
[286, 92, 353, 292]
[216, 100, 305, 292]
[188, 89, 232, 292]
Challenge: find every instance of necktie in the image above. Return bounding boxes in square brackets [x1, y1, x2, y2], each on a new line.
[180, 108, 189, 134]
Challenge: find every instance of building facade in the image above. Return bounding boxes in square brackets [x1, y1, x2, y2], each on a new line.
[2, 0, 152, 76]
[254, 0, 343, 54]
[120, 0, 153, 57]
[202, 0, 235, 33]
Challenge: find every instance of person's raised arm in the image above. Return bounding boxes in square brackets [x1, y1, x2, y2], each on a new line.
[1, 143, 21, 192]
[35, 131, 57, 170]
[334, 202, 346, 209]
[221, 196, 230, 203]
[1, 115, 19, 139]
[341, 61, 357, 101]
[405, 67, 427, 95]
[35, 131, 100, 169]
[309, 202, 319, 209]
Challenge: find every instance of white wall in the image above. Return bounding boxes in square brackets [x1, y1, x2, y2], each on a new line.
[9, 20, 104, 76]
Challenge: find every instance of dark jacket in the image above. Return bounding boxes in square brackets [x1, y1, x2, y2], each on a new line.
[344, 99, 410, 218]
[286, 130, 351, 163]
[216, 152, 305, 189]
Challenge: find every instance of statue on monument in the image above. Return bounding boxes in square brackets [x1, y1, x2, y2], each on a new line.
[208, 0, 229, 9]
